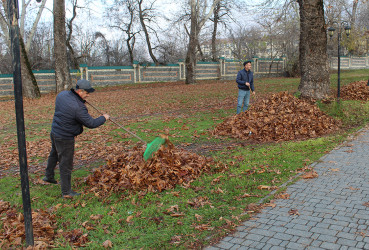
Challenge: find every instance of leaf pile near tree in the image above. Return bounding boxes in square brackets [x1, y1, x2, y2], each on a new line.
[0, 200, 56, 249]
[340, 80, 369, 101]
[213, 91, 341, 142]
[85, 140, 227, 196]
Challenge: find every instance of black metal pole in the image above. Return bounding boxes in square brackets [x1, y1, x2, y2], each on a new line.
[337, 26, 341, 102]
[7, 0, 34, 246]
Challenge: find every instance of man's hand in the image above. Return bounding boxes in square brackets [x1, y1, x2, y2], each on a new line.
[245, 82, 250, 87]
[103, 114, 110, 120]
[252, 91, 256, 95]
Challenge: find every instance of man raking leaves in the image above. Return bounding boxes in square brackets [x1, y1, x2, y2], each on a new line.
[43, 80, 110, 198]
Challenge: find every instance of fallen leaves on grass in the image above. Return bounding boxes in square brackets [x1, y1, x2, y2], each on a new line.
[85, 140, 227, 196]
[341, 80, 369, 101]
[102, 239, 113, 248]
[187, 196, 212, 209]
[0, 200, 56, 248]
[213, 92, 341, 142]
[62, 229, 89, 247]
[193, 223, 214, 231]
[257, 185, 277, 190]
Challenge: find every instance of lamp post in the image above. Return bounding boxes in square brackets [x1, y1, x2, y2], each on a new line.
[328, 21, 351, 102]
[7, 0, 35, 246]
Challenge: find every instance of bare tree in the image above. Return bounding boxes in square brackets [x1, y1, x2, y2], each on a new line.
[107, 0, 139, 65]
[95, 32, 110, 65]
[185, 0, 222, 84]
[211, 2, 221, 61]
[109, 38, 128, 65]
[28, 23, 53, 70]
[209, 0, 235, 61]
[54, 0, 72, 92]
[137, 0, 158, 64]
[229, 26, 262, 61]
[0, 0, 47, 98]
[350, 0, 359, 28]
[157, 22, 187, 63]
[66, 0, 79, 69]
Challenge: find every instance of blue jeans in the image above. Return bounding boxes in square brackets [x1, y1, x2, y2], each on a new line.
[237, 89, 250, 114]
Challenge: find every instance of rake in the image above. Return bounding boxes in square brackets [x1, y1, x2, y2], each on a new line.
[86, 101, 166, 161]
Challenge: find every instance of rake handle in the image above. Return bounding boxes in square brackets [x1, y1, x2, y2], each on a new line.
[86, 101, 146, 144]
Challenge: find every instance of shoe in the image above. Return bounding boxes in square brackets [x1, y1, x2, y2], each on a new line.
[63, 190, 81, 198]
[43, 177, 57, 184]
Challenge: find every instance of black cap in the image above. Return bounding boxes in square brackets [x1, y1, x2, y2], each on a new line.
[76, 79, 95, 93]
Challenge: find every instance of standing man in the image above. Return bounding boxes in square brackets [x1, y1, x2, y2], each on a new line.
[43, 79, 110, 198]
[236, 60, 255, 114]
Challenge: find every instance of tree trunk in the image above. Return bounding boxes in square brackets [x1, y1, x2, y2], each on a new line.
[297, 0, 330, 100]
[138, 0, 158, 64]
[351, 0, 358, 29]
[185, 3, 198, 85]
[66, 0, 79, 69]
[20, 36, 41, 98]
[127, 37, 135, 65]
[211, 2, 220, 62]
[54, 0, 72, 92]
[197, 40, 205, 60]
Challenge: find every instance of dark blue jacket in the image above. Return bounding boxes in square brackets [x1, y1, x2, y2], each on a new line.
[51, 89, 106, 139]
[236, 69, 254, 91]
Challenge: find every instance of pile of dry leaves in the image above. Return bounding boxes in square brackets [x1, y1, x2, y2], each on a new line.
[341, 80, 369, 101]
[85, 140, 226, 196]
[213, 92, 341, 142]
[0, 200, 56, 248]
[0, 200, 93, 248]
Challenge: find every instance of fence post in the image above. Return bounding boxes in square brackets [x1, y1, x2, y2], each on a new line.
[79, 64, 87, 80]
[133, 61, 140, 83]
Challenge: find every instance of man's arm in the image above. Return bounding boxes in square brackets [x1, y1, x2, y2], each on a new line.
[76, 105, 107, 129]
[236, 71, 245, 85]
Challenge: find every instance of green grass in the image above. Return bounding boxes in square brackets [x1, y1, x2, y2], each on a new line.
[1, 69, 369, 249]
[317, 99, 369, 128]
[0, 134, 346, 249]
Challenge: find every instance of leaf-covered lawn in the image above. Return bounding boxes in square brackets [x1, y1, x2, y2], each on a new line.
[1, 70, 369, 248]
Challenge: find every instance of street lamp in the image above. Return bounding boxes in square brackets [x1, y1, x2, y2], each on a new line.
[328, 21, 351, 102]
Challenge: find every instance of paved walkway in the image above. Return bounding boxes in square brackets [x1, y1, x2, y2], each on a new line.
[205, 127, 369, 250]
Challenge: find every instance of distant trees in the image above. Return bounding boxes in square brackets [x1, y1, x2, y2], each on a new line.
[0, 0, 367, 97]
[0, 0, 47, 98]
[326, 0, 369, 56]
[106, 0, 162, 65]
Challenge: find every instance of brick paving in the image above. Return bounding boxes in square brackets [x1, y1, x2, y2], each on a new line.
[205, 128, 369, 250]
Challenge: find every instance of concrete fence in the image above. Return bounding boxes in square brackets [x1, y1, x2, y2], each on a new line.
[0, 57, 287, 98]
[329, 55, 369, 70]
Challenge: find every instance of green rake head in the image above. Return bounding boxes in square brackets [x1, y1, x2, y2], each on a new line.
[143, 137, 166, 161]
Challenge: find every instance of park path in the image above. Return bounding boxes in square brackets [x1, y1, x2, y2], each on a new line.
[205, 127, 369, 250]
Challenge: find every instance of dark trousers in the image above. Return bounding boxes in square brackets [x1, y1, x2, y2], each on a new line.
[45, 133, 75, 195]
